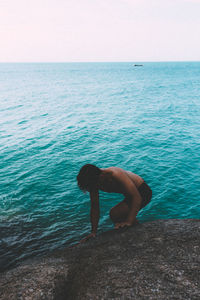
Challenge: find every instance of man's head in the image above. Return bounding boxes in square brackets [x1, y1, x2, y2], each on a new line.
[77, 164, 102, 192]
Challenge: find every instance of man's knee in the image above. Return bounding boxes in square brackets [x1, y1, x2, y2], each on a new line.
[110, 206, 126, 223]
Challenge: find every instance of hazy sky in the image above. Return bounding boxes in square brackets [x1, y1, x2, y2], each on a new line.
[0, 0, 200, 62]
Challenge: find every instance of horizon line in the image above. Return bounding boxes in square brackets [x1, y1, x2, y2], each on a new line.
[0, 60, 200, 64]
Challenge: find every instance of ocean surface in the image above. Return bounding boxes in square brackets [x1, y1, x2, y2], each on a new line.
[0, 62, 199, 271]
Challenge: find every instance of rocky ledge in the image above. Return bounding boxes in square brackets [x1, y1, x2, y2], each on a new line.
[0, 219, 199, 300]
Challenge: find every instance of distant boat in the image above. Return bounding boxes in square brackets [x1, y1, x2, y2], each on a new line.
[134, 64, 143, 67]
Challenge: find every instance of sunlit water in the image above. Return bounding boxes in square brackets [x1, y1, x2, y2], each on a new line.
[0, 62, 199, 271]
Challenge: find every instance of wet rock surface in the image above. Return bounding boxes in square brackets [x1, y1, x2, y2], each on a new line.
[0, 219, 199, 300]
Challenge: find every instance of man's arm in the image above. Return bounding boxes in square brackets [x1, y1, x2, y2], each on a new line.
[90, 189, 100, 235]
[79, 189, 99, 243]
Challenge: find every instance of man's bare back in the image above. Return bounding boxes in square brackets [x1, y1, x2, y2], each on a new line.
[77, 164, 152, 243]
[98, 167, 144, 193]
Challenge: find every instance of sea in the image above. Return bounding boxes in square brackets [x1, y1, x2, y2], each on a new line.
[0, 62, 199, 272]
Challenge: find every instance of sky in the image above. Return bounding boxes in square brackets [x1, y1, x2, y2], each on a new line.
[0, 0, 200, 62]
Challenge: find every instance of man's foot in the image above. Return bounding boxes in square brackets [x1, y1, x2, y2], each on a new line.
[133, 219, 139, 225]
[115, 219, 139, 229]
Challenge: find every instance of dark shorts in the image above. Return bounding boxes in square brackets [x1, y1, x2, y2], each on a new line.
[125, 181, 152, 210]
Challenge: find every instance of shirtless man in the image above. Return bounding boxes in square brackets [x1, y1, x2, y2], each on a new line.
[77, 164, 152, 242]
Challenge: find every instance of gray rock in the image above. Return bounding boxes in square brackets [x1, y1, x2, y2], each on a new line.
[0, 219, 199, 300]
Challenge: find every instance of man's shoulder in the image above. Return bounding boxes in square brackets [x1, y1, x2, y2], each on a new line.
[109, 167, 130, 181]
[107, 166, 125, 173]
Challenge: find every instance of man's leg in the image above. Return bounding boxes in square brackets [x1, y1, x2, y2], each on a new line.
[109, 200, 129, 224]
[110, 199, 139, 225]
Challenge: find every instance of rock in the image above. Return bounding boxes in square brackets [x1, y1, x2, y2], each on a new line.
[0, 219, 199, 300]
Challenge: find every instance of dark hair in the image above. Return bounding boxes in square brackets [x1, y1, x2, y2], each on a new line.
[77, 164, 101, 192]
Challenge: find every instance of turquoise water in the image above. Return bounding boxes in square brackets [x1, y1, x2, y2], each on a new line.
[0, 62, 199, 271]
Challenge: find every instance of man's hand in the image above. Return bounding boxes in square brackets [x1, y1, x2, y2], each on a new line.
[79, 232, 96, 243]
